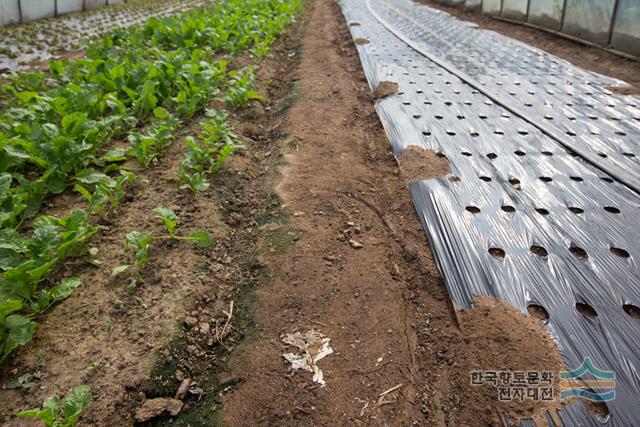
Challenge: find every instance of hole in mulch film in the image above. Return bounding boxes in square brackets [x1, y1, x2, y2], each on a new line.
[570, 176, 584, 182]
[598, 152, 608, 158]
[501, 205, 515, 213]
[487, 153, 497, 159]
[539, 176, 553, 183]
[600, 177, 614, 183]
[566, 130, 577, 136]
[349, 21, 361, 26]
[470, 131, 479, 137]
[623, 152, 636, 158]
[615, 131, 627, 136]
[535, 208, 550, 215]
[541, 151, 553, 156]
[465, 206, 481, 214]
[527, 304, 550, 321]
[583, 396, 610, 419]
[530, 245, 548, 257]
[413, 114, 422, 119]
[623, 304, 640, 319]
[599, 206, 620, 215]
[509, 178, 521, 190]
[435, 115, 443, 120]
[461, 151, 472, 157]
[422, 130, 431, 136]
[479, 176, 492, 182]
[517, 129, 528, 135]
[576, 302, 597, 317]
[569, 207, 584, 214]
[569, 246, 588, 259]
[354, 38, 370, 45]
[611, 247, 630, 258]
[488, 247, 505, 258]
[514, 150, 526, 156]
[448, 176, 461, 182]
[494, 129, 504, 135]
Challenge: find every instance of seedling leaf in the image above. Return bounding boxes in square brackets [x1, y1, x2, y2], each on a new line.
[188, 231, 213, 248]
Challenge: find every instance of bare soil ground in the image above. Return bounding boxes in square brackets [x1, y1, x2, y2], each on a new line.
[0, 0, 588, 425]
[222, 1, 565, 426]
[414, 0, 640, 93]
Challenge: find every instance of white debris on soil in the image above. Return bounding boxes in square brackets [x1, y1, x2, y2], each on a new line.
[282, 329, 334, 385]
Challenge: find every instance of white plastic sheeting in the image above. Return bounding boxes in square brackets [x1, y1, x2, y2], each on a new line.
[611, 0, 640, 57]
[482, 0, 503, 15]
[0, 0, 20, 27]
[85, 0, 108, 11]
[465, 0, 482, 10]
[561, 0, 616, 45]
[502, 0, 529, 20]
[57, 0, 84, 15]
[0, 0, 124, 27]
[527, 0, 563, 30]
[20, 0, 55, 22]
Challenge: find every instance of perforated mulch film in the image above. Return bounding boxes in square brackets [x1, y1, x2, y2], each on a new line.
[339, 0, 640, 425]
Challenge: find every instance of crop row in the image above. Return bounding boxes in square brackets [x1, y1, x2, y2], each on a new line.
[0, 0, 206, 73]
[0, 0, 302, 366]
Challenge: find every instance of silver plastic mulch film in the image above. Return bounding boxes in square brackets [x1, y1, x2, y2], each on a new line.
[339, 0, 640, 424]
[372, 0, 640, 191]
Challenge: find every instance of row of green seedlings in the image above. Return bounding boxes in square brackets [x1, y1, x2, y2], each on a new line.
[1, 0, 301, 422]
[1, 0, 301, 370]
[0, 101, 242, 365]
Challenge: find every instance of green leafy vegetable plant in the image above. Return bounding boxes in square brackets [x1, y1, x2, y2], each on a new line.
[17, 385, 92, 427]
[179, 113, 241, 192]
[0, 0, 302, 365]
[113, 208, 213, 293]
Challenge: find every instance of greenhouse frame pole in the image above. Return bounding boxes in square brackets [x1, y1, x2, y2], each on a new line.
[607, 0, 620, 46]
[559, 0, 568, 31]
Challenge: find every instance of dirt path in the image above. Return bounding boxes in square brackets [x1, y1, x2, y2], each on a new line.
[222, 1, 564, 425]
[0, 0, 570, 424]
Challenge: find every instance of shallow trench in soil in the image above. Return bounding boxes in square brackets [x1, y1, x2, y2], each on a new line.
[0, 0, 570, 425]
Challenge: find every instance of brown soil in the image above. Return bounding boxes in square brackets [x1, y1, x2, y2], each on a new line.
[372, 81, 399, 100]
[222, 0, 565, 425]
[397, 146, 451, 183]
[0, 0, 572, 425]
[414, 0, 640, 93]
